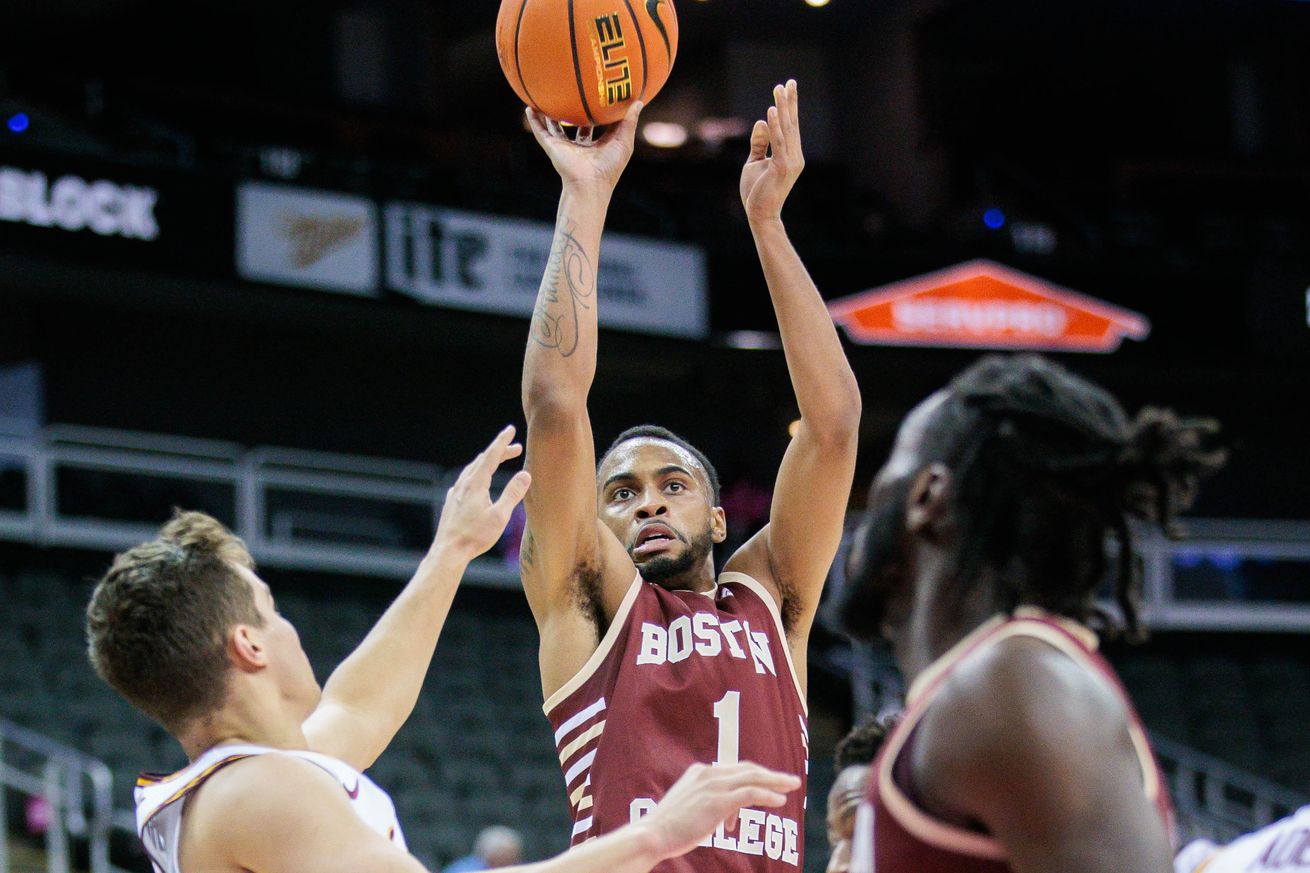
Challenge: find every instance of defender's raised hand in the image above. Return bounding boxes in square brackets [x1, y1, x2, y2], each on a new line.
[740, 80, 805, 224]
[526, 101, 644, 198]
[641, 762, 802, 861]
[433, 425, 531, 562]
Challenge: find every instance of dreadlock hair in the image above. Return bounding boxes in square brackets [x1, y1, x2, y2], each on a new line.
[834, 711, 902, 771]
[920, 354, 1226, 639]
[600, 425, 722, 505]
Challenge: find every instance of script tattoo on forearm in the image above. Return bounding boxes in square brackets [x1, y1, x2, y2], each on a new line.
[530, 221, 594, 358]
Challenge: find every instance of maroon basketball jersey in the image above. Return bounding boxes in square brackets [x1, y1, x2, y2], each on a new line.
[544, 571, 809, 872]
[851, 608, 1174, 873]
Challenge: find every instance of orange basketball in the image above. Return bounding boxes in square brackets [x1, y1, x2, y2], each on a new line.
[497, 0, 679, 127]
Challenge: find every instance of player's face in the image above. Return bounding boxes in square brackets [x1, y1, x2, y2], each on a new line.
[597, 438, 725, 586]
[237, 566, 321, 716]
[825, 763, 870, 873]
[840, 392, 948, 646]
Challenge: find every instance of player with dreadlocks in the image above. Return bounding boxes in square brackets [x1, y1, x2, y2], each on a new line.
[838, 354, 1226, 873]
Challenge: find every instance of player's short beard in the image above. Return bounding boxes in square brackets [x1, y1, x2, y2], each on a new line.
[839, 477, 911, 641]
[638, 523, 715, 587]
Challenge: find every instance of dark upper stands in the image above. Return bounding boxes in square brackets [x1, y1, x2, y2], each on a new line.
[1112, 642, 1310, 792]
[0, 549, 573, 869]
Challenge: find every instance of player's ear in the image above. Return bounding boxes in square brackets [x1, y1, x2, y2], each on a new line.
[905, 464, 953, 542]
[710, 506, 727, 544]
[229, 624, 269, 673]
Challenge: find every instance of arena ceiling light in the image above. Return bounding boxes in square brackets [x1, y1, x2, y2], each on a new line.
[721, 330, 782, 350]
[641, 122, 689, 148]
[697, 117, 751, 147]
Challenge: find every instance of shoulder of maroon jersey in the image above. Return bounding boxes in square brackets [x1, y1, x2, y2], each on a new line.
[1007, 607, 1099, 651]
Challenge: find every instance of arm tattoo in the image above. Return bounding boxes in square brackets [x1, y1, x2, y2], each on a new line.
[520, 530, 536, 571]
[530, 220, 594, 358]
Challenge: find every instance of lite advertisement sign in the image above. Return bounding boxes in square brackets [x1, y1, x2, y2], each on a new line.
[384, 202, 708, 340]
[829, 259, 1151, 353]
[231, 184, 709, 340]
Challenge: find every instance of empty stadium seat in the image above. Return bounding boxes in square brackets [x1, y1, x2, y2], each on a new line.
[0, 552, 581, 866]
[13, 546, 1308, 868]
[1114, 641, 1310, 793]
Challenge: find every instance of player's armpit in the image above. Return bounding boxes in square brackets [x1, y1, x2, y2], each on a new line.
[917, 638, 1173, 873]
[302, 698, 383, 771]
[192, 753, 427, 873]
[768, 418, 858, 609]
[524, 517, 635, 697]
[722, 412, 857, 647]
[520, 400, 635, 620]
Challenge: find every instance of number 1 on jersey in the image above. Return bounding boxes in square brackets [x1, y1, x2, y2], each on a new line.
[712, 690, 741, 765]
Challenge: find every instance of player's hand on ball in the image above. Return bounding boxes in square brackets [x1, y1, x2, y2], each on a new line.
[643, 761, 801, 860]
[740, 80, 804, 224]
[432, 425, 531, 562]
[526, 101, 643, 198]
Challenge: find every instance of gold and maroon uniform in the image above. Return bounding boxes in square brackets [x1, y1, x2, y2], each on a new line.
[852, 609, 1173, 873]
[545, 572, 809, 872]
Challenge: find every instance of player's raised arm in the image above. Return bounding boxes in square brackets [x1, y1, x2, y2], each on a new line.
[725, 80, 862, 652]
[519, 105, 642, 696]
[302, 427, 531, 770]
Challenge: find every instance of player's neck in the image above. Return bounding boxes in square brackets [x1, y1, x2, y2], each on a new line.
[901, 558, 997, 686]
[177, 696, 309, 763]
[673, 558, 718, 594]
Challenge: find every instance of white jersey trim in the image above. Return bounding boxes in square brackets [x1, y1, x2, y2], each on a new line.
[544, 575, 643, 715]
[718, 571, 808, 716]
[135, 742, 405, 873]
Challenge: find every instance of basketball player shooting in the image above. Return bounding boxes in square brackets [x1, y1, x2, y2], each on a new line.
[86, 426, 799, 873]
[520, 80, 861, 872]
[837, 355, 1226, 873]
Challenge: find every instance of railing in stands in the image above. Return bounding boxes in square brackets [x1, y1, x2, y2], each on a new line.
[0, 424, 521, 588]
[1, 423, 1307, 628]
[841, 648, 1310, 849]
[1154, 733, 1310, 845]
[0, 719, 116, 873]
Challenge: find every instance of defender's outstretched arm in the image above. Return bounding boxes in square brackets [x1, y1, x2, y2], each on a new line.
[726, 81, 862, 659]
[519, 106, 642, 697]
[213, 756, 799, 873]
[303, 428, 531, 770]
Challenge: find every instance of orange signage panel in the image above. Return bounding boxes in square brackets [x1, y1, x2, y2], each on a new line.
[828, 259, 1150, 353]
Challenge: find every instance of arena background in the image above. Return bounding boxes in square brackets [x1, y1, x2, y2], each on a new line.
[2, 1, 1309, 871]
